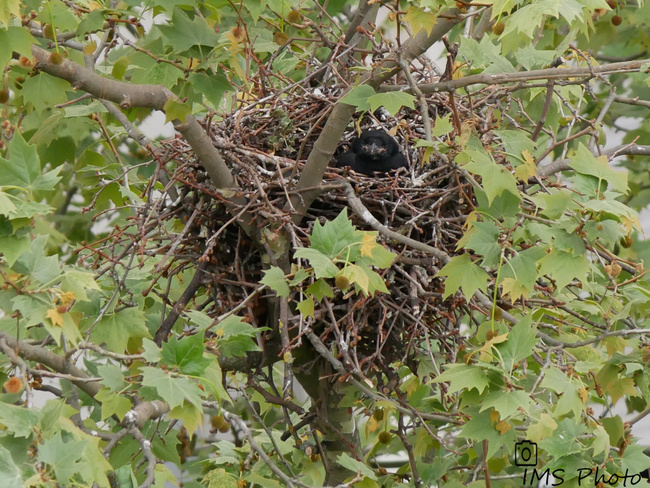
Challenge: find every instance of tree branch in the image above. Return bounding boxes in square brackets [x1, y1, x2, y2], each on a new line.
[0, 330, 100, 397]
[379, 58, 650, 94]
[30, 45, 257, 237]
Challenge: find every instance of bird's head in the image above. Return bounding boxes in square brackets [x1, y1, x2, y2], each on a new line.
[358, 137, 389, 160]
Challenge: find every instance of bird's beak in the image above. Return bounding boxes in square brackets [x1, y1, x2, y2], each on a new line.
[364, 142, 386, 158]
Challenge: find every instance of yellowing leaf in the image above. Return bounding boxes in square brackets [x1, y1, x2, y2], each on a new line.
[403, 6, 438, 36]
[579, 387, 588, 403]
[83, 42, 96, 56]
[495, 420, 511, 435]
[452, 60, 465, 80]
[490, 410, 500, 424]
[603, 335, 626, 356]
[163, 98, 192, 124]
[46, 308, 64, 327]
[360, 234, 376, 257]
[478, 332, 508, 361]
[526, 413, 557, 443]
[607, 377, 638, 406]
[60, 291, 76, 306]
[169, 401, 204, 435]
[365, 415, 381, 435]
[500, 277, 529, 301]
[514, 150, 537, 180]
[0, 0, 21, 28]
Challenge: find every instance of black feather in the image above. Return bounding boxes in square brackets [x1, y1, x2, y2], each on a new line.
[337, 130, 408, 176]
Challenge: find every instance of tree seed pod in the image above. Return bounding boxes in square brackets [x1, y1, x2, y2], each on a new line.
[378, 431, 391, 444]
[335, 275, 350, 290]
[492, 22, 505, 35]
[50, 51, 64, 65]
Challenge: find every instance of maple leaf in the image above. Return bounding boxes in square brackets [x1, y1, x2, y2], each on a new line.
[360, 233, 376, 257]
[46, 308, 64, 327]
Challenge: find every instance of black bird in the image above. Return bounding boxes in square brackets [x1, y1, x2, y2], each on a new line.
[337, 130, 408, 176]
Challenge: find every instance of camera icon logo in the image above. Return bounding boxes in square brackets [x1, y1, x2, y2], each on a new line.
[515, 441, 537, 467]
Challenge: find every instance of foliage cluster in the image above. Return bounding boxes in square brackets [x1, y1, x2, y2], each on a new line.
[3, 0, 650, 488]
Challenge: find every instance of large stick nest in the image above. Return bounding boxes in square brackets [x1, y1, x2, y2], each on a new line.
[96, 67, 506, 375]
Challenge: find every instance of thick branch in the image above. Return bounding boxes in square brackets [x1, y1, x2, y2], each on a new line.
[0, 330, 100, 398]
[30, 45, 257, 237]
[379, 59, 650, 94]
[538, 144, 650, 177]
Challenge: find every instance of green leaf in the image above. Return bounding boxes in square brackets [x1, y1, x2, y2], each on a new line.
[620, 444, 650, 475]
[214, 315, 261, 358]
[0, 402, 38, 437]
[359, 265, 389, 295]
[368, 91, 416, 116]
[37, 432, 85, 483]
[403, 6, 438, 35]
[189, 72, 233, 110]
[538, 251, 590, 290]
[339, 85, 375, 111]
[308, 209, 357, 258]
[168, 401, 203, 436]
[513, 45, 557, 70]
[340, 263, 369, 294]
[437, 254, 489, 300]
[64, 100, 109, 118]
[141, 366, 203, 409]
[592, 425, 609, 458]
[530, 190, 573, 220]
[61, 269, 101, 302]
[538, 419, 586, 458]
[456, 220, 501, 267]
[296, 298, 314, 318]
[336, 453, 377, 480]
[202, 468, 239, 488]
[295, 248, 339, 279]
[461, 147, 520, 205]
[261, 267, 290, 297]
[141, 338, 162, 362]
[0, 132, 62, 192]
[306, 278, 334, 302]
[97, 364, 127, 391]
[459, 409, 517, 459]
[0, 192, 16, 217]
[20, 73, 72, 114]
[0, 445, 21, 487]
[90, 307, 151, 353]
[77, 9, 105, 35]
[459, 37, 514, 73]
[431, 114, 454, 138]
[494, 129, 537, 160]
[0, 235, 30, 266]
[163, 97, 192, 124]
[14, 235, 61, 284]
[431, 363, 490, 394]
[161, 332, 212, 375]
[0, 26, 35, 70]
[500, 315, 538, 367]
[157, 8, 219, 51]
[570, 143, 628, 194]
[96, 387, 132, 420]
[480, 389, 532, 418]
[601, 415, 625, 446]
[499, 251, 538, 301]
[526, 412, 558, 443]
